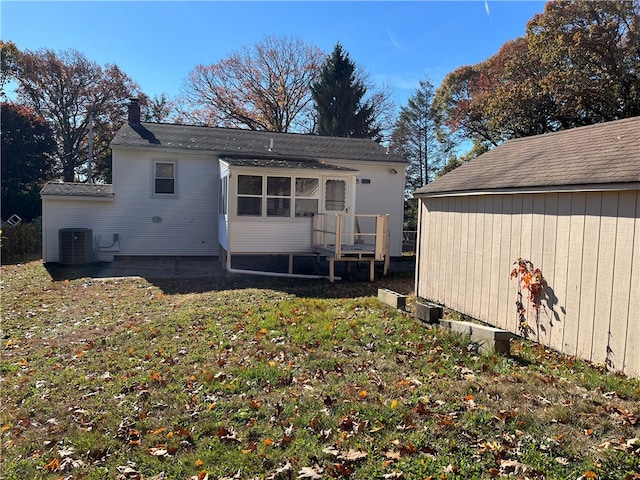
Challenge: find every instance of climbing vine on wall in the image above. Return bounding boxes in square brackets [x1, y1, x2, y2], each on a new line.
[510, 258, 546, 338]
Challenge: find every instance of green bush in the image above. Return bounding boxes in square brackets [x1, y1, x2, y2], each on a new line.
[1, 218, 42, 264]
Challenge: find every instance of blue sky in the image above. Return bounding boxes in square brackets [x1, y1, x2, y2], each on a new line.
[2, 1, 547, 108]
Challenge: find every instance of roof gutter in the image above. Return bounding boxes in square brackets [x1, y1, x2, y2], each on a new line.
[415, 181, 640, 198]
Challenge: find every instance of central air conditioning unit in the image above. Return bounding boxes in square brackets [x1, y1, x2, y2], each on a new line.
[59, 228, 93, 265]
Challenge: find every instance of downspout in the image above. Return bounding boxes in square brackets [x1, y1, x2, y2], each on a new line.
[225, 265, 339, 281]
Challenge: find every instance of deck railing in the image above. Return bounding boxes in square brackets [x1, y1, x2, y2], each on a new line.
[312, 213, 390, 261]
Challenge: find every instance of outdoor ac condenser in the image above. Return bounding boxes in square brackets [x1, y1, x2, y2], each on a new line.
[59, 228, 93, 265]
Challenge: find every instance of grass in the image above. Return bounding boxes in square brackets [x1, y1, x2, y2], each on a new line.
[1, 260, 639, 479]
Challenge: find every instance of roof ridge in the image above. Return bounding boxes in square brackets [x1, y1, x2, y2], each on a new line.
[138, 121, 381, 143]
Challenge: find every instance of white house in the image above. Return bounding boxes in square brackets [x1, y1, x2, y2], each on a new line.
[41, 100, 407, 279]
[413, 116, 640, 378]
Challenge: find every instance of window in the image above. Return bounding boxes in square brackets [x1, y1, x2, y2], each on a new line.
[219, 175, 228, 214]
[154, 161, 176, 195]
[325, 179, 346, 211]
[237, 175, 262, 216]
[236, 174, 321, 218]
[295, 178, 319, 217]
[267, 176, 291, 217]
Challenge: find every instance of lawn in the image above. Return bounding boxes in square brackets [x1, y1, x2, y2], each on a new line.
[1, 261, 639, 479]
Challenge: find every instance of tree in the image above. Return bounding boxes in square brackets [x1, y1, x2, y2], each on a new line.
[15, 48, 138, 182]
[1, 102, 56, 220]
[433, 0, 640, 146]
[0, 41, 21, 99]
[390, 78, 446, 195]
[527, 0, 640, 126]
[311, 43, 380, 140]
[182, 35, 324, 132]
[139, 93, 177, 123]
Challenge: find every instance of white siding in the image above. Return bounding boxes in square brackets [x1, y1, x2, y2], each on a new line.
[225, 161, 405, 257]
[42, 147, 218, 262]
[229, 218, 313, 254]
[348, 161, 405, 257]
[416, 189, 640, 378]
[42, 198, 118, 263]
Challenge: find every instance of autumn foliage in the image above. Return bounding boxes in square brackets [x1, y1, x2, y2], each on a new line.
[511, 258, 546, 337]
[433, 1, 640, 147]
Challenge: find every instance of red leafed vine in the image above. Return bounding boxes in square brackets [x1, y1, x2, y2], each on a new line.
[510, 258, 546, 337]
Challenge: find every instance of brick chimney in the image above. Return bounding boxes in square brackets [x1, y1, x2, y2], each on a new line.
[128, 98, 140, 125]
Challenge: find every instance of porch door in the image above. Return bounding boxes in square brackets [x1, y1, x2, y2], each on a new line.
[323, 177, 353, 246]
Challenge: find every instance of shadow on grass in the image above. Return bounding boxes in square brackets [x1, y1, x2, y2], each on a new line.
[44, 261, 111, 281]
[42, 256, 415, 299]
[152, 270, 416, 299]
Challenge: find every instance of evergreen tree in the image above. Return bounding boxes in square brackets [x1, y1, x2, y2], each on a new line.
[391, 78, 446, 195]
[311, 43, 379, 139]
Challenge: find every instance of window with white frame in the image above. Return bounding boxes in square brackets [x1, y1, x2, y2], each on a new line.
[237, 175, 262, 216]
[266, 176, 291, 217]
[153, 161, 176, 196]
[219, 175, 228, 214]
[236, 174, 320, 218]
[294, 178, 319, 217]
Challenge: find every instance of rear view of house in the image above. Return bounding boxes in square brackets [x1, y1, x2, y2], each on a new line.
[414, 116, 640, 378]
[41, 100, 407, 279]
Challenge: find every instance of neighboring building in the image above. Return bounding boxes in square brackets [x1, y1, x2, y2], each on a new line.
[413, 117, 640, 378]
[41, 100, 407, 278]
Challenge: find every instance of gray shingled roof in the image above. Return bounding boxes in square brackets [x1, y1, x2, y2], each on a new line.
[415, 116, 640, 196]
[40, 183, 114, 197]
[111, 122, 405, 164]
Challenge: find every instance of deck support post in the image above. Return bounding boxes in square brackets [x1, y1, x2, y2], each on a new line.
[288, 254, 294, 274]
[329, 258, 335, 283]
[369, 259, 375, 282]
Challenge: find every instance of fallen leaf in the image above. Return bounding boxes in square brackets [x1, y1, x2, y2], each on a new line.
[44, 457, 61, 472]
[383, 472, 404, 479]
[339, 448, 367, 462]
[267, 462, 293, 479]
[298, 465, 324, 479]
[500, 459, 531, 475]
[147, 446, 168, 457]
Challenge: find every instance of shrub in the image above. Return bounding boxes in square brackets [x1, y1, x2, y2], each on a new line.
[1, 218, 42, 264]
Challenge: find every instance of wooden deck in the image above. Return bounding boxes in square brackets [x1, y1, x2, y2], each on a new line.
[312, 214, 390, 282]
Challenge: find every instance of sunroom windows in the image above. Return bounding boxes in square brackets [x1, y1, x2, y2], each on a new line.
[237, 174, 319, 218]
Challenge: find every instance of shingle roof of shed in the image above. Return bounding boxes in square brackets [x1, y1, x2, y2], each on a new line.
[40, 182, 114, 197]
[111, 122, 405, 164]
[415, 116, 640, 196]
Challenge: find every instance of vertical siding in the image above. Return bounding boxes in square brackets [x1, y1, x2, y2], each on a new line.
[624, 193, 640, 377]
[564, 192, 587, 357]
[551, 193, 572, 354]
[487, 196, 502, 324]
[497, 195, 513, 330]
[452, 197, 465, 313]
[577, 193, 601, 361]
[416, 189, 640, 378]
[539, 193, 557, 347]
